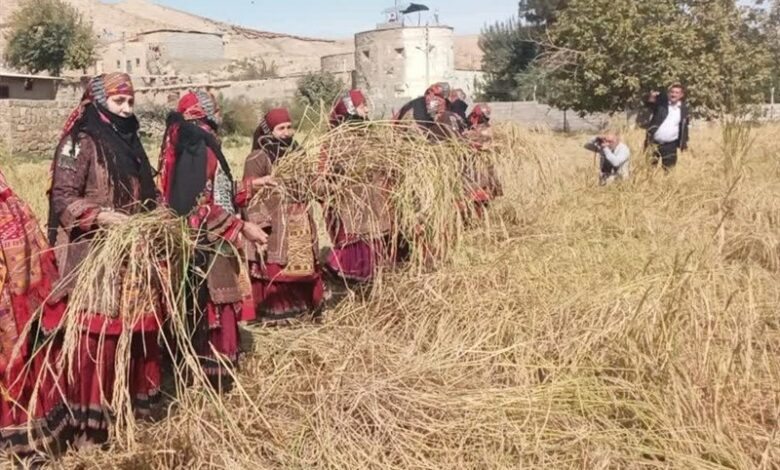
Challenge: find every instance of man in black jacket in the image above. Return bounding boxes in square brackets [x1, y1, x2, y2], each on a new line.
[644, 83, 690, 170]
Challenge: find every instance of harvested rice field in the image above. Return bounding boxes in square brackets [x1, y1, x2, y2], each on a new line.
[2, 122, 779, 469]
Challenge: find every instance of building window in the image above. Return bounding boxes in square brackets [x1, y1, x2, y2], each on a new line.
[117, 60, 121, 69]
[361, 50, 370, 60]
[126, 60, 132, 73]
[136, 58, 141, 67]
[0, 86, 9, 99]
[24, 79, 33, 91]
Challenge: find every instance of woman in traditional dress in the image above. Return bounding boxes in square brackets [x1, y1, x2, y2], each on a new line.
[426, 94, 465, 142]
[0, 171, 69, 458]
[463, 104, 503, 215]
[244, 108, 324, 324]
[320, 90, 393, 283]
[158, 91, 268, 389]
[48, 72, 160, 444]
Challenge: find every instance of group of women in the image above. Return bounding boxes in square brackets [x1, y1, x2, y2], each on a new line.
[0, 73, 498, 459]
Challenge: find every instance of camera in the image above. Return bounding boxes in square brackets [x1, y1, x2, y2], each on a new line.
[594, 137, 605, 146]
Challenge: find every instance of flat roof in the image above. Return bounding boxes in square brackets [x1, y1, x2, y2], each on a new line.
[356, 24, 454, 36]
[0, 71, 64, 81]
[321, 52, 355, 60]
[138, 29, 224, 38]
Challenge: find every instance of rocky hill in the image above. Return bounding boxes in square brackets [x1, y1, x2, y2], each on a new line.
[0, 0, 352, 76]
[0, 0, 482, 77]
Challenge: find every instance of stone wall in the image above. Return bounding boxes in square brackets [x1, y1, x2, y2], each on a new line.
[0, 99, 79, 157]
[321, 53, 355, 75]
[218, 76, 301, 105]
[488, 102, 610, 132]
[133, 76, 303, 108]
[365, 99, 611, 131]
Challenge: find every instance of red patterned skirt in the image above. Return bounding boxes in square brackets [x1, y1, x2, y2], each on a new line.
[66, 313, 162, 442]
[250, 262, 324, 325]
[0, 300, 70, 457]
[325, 217, 390, 283]
[198, 300, 254, 389]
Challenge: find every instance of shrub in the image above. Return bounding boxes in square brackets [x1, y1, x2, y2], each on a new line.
[219, 96, 261, 137]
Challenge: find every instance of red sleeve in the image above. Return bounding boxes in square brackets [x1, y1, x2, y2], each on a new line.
[233, 179, 252, 208]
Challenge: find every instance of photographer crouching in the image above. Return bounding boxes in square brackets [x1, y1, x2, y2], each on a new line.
[584, 134, 630, 186]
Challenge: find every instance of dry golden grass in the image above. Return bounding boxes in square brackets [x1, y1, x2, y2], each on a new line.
[2, 121, 780, 468]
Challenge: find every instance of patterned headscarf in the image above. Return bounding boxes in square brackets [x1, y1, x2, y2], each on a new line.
[177, 90, 220, 123]
[329, 89, 367, 128]
[425, 82, 451, 100]
[60, 73, 134, 140]
[468, 104, 492, 128]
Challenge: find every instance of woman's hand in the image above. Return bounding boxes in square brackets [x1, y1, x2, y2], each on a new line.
[96, 210, 129, 227]
[251, 176, 277, 191]
[242, 222, 269, 245]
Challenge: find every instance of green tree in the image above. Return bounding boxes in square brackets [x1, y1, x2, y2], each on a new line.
[539, 0, 770, 115]
[762, 0, 780, 102]
[479, 2, 569, 100]
[4, 0, 96, 76]
[478, 19, 538, 100]
[295, 71, 344, 109]
[519, 0, 569, 25]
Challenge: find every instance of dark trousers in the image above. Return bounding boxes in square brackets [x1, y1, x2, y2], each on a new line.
[651, 141, 679, 169]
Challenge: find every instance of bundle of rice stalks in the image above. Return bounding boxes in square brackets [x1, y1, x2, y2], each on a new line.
[31, 210, 253, 449]
[252, 121, 503, 271]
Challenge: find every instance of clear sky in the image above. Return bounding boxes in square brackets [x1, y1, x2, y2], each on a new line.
[147, 0, 517, 38]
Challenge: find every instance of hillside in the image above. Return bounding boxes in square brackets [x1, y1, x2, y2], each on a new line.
[0, 0, 482, 77]
[0, 0, 352, 76]
[454, 35, 482, 70]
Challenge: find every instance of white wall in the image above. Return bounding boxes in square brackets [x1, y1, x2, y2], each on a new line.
[400, 26, 454, 99]
[321, 53, 355, 75]
[354, 26, 455, 101]
[449, 70, 485, 100]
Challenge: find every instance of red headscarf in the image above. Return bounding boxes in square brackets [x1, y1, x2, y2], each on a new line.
[59, 72, 134, 140]
[158, 90, 224, 207]
[177, 90, 220, 123]
[468, 104, 491, 129]
[329, 90, 366, 128]
[264, 108, 292, 131]
[252, 108, 292, 150]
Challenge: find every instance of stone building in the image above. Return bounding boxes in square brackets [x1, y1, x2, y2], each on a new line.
[354, 25, 456, 101]
[321, 52, 355, 87]
[95, 29, 226, 76]
[316, 5, 485, 114]
[0, 70, 62, 100]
